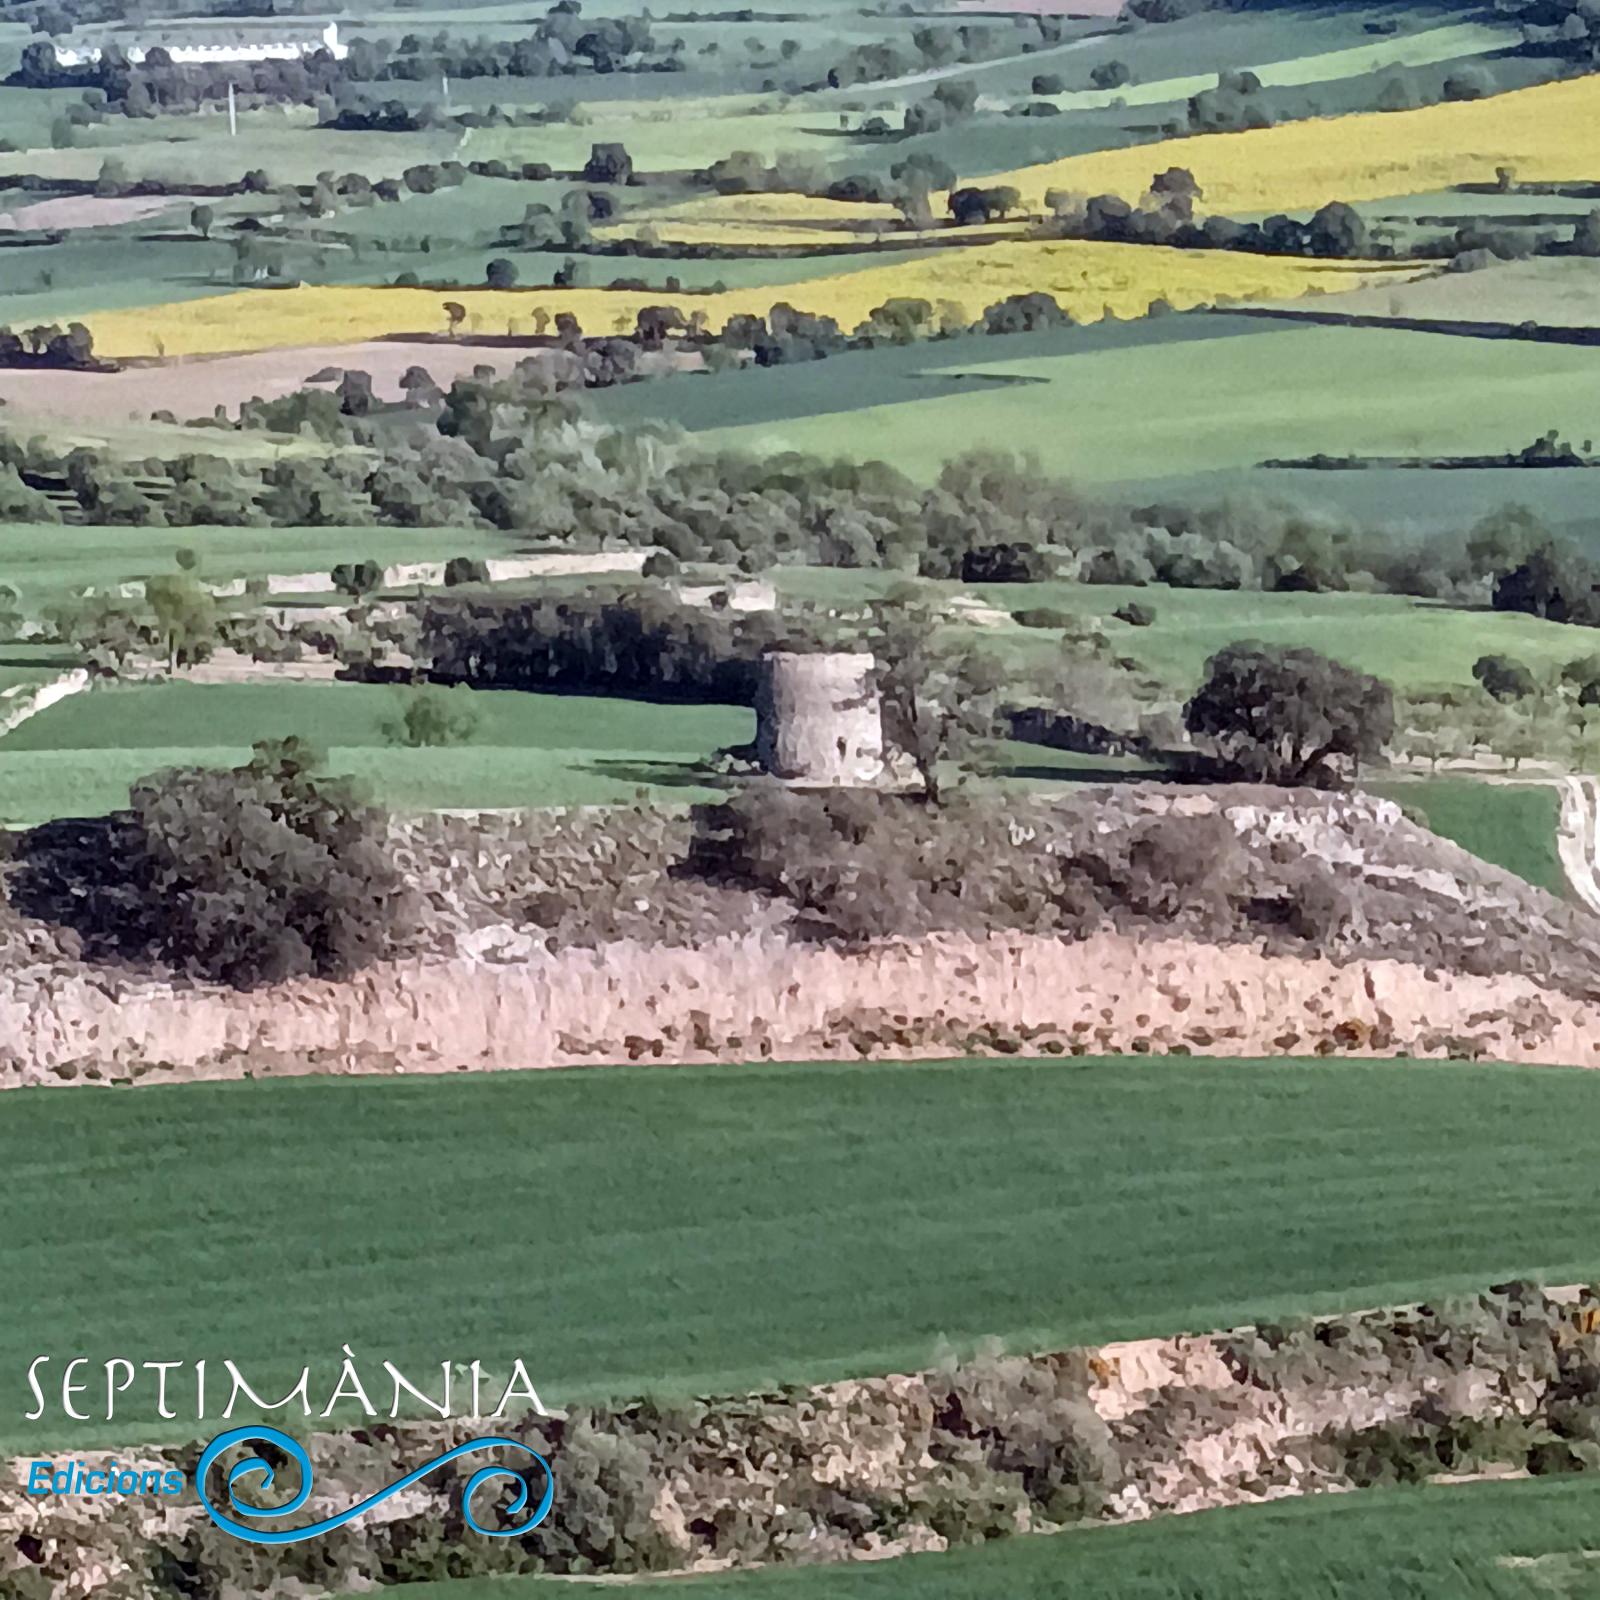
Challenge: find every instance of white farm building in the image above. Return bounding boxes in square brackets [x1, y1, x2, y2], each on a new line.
[52, 20, 348, 66]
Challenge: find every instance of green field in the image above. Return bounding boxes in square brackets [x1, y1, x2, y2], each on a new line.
[9, 1054, 1600, 1450]
[1126, 464, 1600, 540]
[0, 642, 78, 692]
[359, 1476, 1600, 1600]
[768, 568, 1589, 695]
[590, 315, 1262, 436]
[0, 524, 520, 608]
[694, 324, 1600, 483]
[1375, 778, 1565, 896]
[0, 681, 749, 822]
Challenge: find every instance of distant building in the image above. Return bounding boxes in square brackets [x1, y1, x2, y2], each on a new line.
[52, 20, 347, 67]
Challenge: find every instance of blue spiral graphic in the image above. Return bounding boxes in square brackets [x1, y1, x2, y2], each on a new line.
[195, 1426, 555, 1546]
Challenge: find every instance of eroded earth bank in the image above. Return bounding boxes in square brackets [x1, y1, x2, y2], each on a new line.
[5, 1282, 1596, 1598]
[3, 785, 1599, 1082]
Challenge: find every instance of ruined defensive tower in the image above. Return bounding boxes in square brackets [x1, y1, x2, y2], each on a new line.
[754, 650, 887, 786]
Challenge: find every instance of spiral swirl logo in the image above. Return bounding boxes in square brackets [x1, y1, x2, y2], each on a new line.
[195, 1426, 555, 1546]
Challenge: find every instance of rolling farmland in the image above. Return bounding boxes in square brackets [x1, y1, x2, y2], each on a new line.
[72, 245, 1412, 358]
[3, 0, 1600, 1592]
[692, 320, 1600, 483]
[0, 682, 751, 823]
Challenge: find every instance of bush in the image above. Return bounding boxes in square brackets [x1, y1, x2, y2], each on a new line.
[382, 686, 482, 747]
[1443, 66, 1494, 101]
[706, 789, 1257, 945]
[1473, 653, 1538, 701]
[443, 555, 491, 586]
[18, 739, 412, 987]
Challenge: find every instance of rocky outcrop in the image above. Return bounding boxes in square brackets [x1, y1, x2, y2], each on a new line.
[5, 785, 1599, 1084]
[0, 927, 1595, 1087]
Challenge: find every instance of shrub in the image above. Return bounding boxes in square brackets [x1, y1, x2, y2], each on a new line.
[1443, 65, 1494, 101]
[382, 686, 482, 747]
[1473, 653, 1538, 701]
[18, 739, 412, 987]
[443, 555, 491, 587]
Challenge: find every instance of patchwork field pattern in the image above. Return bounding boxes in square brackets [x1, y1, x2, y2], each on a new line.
[75, 245, 1414, 357]
[3, 2, 1600, 1593]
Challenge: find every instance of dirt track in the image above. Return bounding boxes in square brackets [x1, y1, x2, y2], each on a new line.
[0, 340, 554, 424]
[0, 194, 182, 231]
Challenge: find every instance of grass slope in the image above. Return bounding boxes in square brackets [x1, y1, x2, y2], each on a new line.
[0, 683, 750, 823]
[765, 571, 1591, 695]
[0, 525, 518, 607]
[9, 1055, 1600, 1450]
[358, 1476, 1600, 1599]
[1375, 779, 1565, 897]
[697, 322, 1600, 482]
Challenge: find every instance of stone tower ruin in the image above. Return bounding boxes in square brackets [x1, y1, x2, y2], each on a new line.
[755, 650, 887, 786]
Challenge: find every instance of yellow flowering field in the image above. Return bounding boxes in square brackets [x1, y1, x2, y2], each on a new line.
[630, 192, 903, 227]
[595, 220, 886, 248]
[81, 240, 1417, 358]
[594, 218, 1035, 249]
[981, 73, 1600, 215]
[596, 190, 902, 248]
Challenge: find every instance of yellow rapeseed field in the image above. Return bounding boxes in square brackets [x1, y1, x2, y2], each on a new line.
[981, 73, 1600, 214]
[630, 192, 902, 227]
[596, 189, 905, 247]
[595, 220, 887, 248]
[594, 218, 1034, 248]
[81, 241, 1416, 359]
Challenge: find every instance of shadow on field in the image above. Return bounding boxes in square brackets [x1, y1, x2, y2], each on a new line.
[0, 652, 75, 669]
[581, 758, 735, 790]
[996, 761, 1164, 785]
